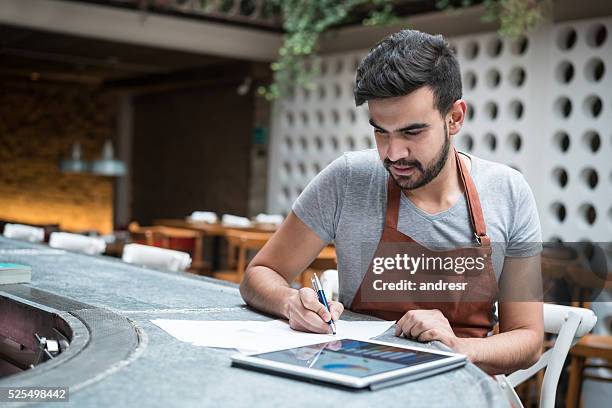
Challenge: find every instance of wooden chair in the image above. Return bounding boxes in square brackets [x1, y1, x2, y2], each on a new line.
[298, 245, 337, 288]
[213, 229, 272, 283]
[127, 222, 207, 274]
[539, 243, 612, 408]
[566, 334, 612, 407]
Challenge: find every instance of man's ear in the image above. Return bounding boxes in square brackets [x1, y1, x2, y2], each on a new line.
[446, 99, 466, 135]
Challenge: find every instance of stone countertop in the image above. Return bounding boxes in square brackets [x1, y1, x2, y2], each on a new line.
[0, 237, 509, 407]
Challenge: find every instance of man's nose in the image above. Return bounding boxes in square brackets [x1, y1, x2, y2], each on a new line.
[386, 134, 409, 162]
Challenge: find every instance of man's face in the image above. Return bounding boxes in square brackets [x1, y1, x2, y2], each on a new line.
[368, 87, 455, 190]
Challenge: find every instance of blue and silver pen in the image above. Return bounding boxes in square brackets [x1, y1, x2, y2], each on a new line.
[311, 273, 337, 335]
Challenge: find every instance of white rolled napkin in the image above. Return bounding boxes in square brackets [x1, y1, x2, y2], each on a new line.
[49, 232, 106, 255]
[254, 213, 284, 225]
[187, 211, 218, 223]
[3, 223, 45, 242]
[122, 243, 191, 272]
[221, 214, 252, 228]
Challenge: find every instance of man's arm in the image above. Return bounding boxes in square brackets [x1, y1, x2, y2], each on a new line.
[239, 211, 344, 333]
[395, 255, 543, 375]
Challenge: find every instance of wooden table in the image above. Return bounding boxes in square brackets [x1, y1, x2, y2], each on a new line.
[153, 219, 278, 271]
[153, 219, 278, 235]
[153, 219, 336, 283]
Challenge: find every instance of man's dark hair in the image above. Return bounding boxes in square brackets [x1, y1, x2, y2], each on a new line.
[354, 29, 462, 116]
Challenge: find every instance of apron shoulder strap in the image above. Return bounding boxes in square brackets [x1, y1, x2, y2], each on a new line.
[454, 149, 490, 246]
[385, 176, 401, 229]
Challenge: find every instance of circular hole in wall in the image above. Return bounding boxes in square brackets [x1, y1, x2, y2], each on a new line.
[330, 135, 339, 150]
[466, 103, 475, 121]
[507, 132, 522, 152]
[284, 136, 293, 152]
[554, 97, 572, 119]
[583, 95, 603, 118]
[509, 66, 526, 87]
[464, 41, 479, 60]
[586, 23, 607, 48]
[318, 84, 326, 100]
[486, 68, 501, 88]
[487, 37, 503, 57]
[484, 101, 498, 120]
[334, 83, 342, 98]
[464, 71, 477, 90]
[552, 167, 569, 188]
[459, 134, 474, 152]
[579, 203, 597, 225]
[550, 202, 567, 223]
[331, 110, 340, 125]
[585, 58, 605, 83]
[299, 136, 308, 151]
[553, 131, 571, 153]
[557, 27, 577, 51]
[510, 36, 529, 55]
[508, 100, 525, 120]
[580, 167, 599, 189]
[346, 136, 356, 150]
[556, 60, 575, 84]
[582, 130, 601, 153]
[484, 133, 497, 151]
[314, 135, 323, 151]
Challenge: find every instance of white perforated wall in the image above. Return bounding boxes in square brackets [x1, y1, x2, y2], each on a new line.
[267, 18, 612, 242]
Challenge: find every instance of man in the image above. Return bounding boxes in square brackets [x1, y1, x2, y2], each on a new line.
[240, 30, 543, 375]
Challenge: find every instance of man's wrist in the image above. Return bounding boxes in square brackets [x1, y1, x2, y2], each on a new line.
[279, 286, 298, 320]
[452, 337, 476, 363]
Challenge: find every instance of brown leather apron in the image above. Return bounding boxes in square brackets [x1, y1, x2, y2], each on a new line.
[350, 149, 498, 338]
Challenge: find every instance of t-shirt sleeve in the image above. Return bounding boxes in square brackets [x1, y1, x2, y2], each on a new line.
[291, 154, 348, 243]
[506, 174, 543, 257]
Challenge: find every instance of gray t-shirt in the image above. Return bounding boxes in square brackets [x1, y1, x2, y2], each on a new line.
[292, 149, 542, 307]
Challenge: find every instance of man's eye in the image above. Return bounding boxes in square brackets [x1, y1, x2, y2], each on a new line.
[404, 131, 422, 137]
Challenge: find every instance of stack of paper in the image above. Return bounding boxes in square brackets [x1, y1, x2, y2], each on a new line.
[151, 319, 395, 354]
[0, 263, 32, 284]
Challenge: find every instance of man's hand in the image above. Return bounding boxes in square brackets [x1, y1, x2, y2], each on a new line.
[394, 309, 457, 348]
[286, 287, 344, 334]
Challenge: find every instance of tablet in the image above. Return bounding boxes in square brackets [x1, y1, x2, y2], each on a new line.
[231, 338, 467, 390]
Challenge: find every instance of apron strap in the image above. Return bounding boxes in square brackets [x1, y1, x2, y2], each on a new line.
[454, 148, 490, 246]
[385, 176, 401, 228]
[383, 149, 490, 246]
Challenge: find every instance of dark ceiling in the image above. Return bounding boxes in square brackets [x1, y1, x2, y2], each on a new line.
[0, 23, 241, 86]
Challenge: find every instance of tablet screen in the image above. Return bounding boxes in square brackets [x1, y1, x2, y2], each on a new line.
[252, 339, 449, 378]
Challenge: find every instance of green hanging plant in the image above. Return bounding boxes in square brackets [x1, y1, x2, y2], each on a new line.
[436, 0, 551, 38]
[257, 0, 397, 101]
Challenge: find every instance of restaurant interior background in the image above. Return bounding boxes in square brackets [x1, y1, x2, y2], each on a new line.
[0, 0, 610, 406]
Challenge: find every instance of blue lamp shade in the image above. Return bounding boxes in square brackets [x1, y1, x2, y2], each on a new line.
[91, 140, 127, 177]
[59, 142, 89, 173]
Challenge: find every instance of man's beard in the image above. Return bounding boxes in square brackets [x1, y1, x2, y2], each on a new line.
[384, 123, 451, 191]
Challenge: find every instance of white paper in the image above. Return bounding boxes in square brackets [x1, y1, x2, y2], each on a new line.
[152, 319, 395, 353]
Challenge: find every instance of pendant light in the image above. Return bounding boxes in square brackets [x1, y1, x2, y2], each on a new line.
[59, 142, 89, 173]
[90, 140, 127, 176]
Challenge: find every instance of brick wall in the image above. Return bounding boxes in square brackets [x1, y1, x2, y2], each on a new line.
[0, 80, 117, 234]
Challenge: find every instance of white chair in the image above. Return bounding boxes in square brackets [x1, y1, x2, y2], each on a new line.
[3, 223, 45, 243]
[122, 243, 191, 272]
[48, 232, 106, 255]
[496, 303, 597, 408]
